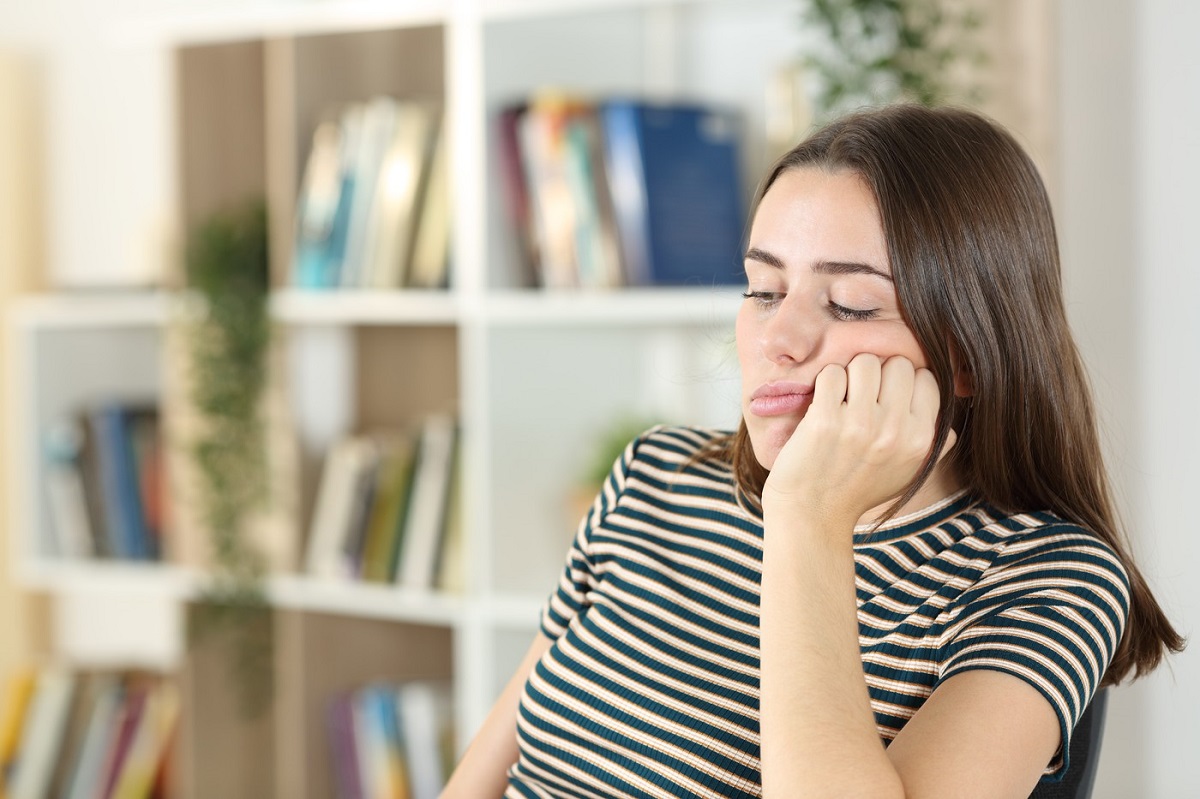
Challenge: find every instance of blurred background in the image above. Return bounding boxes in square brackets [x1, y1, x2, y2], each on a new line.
[0, 0, 1195, 797]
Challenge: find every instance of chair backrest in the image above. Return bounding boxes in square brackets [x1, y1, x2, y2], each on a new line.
[1028, 689, 1109, 799]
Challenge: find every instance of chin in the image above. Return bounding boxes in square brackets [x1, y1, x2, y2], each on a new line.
[745, 419, 797, 472]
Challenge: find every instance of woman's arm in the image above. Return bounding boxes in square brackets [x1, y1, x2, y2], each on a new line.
[759, 354, 1060, 797]
[440, 632, 553, 799]
[759, 510, 1061, 798]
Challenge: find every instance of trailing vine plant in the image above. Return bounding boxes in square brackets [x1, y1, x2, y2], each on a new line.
[183, 199, 274, 719]
[800, 0, 987, 123]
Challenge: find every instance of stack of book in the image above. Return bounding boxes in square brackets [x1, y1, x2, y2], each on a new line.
[326, 681, 453, 799]
[43, 403, 166, 563]
[304, 414, 461, 591]
[292, 96, 450, 292]
[0, 669, 178, 799]
[499, 95, 748, 289]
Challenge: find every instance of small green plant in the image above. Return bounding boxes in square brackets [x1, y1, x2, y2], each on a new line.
[801, 0, 986, 122]
[581, 416, 661, 490]
[183, 198, 273, 718]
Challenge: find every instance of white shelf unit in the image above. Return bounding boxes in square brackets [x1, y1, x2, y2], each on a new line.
[12, 0, 801, 794]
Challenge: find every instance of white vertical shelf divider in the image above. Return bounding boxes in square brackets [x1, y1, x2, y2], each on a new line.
[447, 0, 501, 743]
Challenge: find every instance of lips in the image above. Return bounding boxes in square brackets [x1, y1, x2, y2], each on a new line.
[748, 381, 815, 417]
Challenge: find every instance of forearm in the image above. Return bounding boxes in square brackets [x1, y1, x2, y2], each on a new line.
[441, 633, 552, 799]
[759, 508, 903, 799]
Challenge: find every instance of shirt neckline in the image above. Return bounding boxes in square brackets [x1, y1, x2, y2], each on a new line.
[852, 489, 978, 546]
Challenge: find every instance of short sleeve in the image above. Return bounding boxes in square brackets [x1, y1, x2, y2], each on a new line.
[936, 526, 1130, 779]
[538, 431, 644, 640]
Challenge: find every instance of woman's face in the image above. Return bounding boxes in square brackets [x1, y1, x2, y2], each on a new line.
[736, 167, 928, 470]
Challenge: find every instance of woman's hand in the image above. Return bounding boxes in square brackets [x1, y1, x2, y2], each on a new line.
[761, 353, 952, 529]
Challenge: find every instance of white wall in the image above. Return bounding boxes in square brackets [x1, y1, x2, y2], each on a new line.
[1060, 1, 1200, 796]
[1132, 1, 1200, 795]
[0, 0, 175, 288]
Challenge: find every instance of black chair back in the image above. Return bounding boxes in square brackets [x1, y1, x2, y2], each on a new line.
[1028, 690, 1109, 799]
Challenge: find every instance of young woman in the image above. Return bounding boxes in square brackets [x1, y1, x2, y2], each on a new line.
[442, 104, 1183, 798]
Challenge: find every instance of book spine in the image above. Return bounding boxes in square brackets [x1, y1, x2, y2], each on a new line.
[599, 102, 652, 286]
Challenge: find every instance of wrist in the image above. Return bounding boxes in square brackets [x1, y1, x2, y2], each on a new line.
[760, 495, 858, 547]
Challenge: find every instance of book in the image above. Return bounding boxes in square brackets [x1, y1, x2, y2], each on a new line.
[395, 682, 453, 799]
[360, 433, 418, 584]
[496, 103, 539, 286]
[562, 109, 623, 288]
[43, 419, 96, 559]
[293, 117, 346, 289]
[518, 96, 589, 288]
[96, 683, 148, 799]
[127, 406, 165, 558]
[7, 669, 76, 799]
[433, 455, 464, 594]
[395, 415, 458, 592]
[0, 669, 37, 788]
[299, 103, 367, 289]
[326, 692, 364, 799]
[406, 111, 451, 290]
[64, 676, 123, 799]
[599, 100, 746, 286]
[362, 101, 438, 289]
[361, 685, 409, 799]
[306, 436, 382, 580]
[341, 440, 383, 578]
[342, 96, 402, 289]
[108, 681, 180, 799]
[89, 404, 156, 561]
[46, 673, 105, 799]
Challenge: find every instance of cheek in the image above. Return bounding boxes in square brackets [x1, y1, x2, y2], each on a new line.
[836, 323, 927, 367]
[734, 307, 759, 373]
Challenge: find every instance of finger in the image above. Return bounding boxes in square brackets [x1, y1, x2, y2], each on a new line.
[845, 352, 882, 408]
[812, 362, 848, 410]
[911, 367, 942, 425]
[878, 356, 916, 412]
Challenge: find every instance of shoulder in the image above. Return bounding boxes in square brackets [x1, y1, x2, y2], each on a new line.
[626, 425, 733, 465]
[963, 505, 1131, 624]
[610, 425, 742, 510]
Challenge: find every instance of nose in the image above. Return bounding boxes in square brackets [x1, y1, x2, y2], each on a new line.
[758, 294, 820, 365]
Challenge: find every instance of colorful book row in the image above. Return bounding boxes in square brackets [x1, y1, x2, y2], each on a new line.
[293, 96, 450, 292]
[327, 681, 453, 799]
[499, 95, 747, 290]
[44, 403, 166, 562]
[0, 670, 178, 799]
[305, 414, 462, 591]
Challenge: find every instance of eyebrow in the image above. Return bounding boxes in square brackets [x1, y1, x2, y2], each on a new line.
[744, 247, 893, 282]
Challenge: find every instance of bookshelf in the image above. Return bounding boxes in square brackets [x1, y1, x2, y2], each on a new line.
[5, 0, 1052, 796]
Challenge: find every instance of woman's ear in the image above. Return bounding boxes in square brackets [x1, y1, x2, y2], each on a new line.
[948, 343, 975, 398]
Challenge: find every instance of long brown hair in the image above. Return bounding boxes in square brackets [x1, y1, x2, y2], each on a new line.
[722, 104, 1183, 685]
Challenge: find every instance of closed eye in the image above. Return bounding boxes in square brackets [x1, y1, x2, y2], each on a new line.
[742, 290, 784, 308]
[828, 301, 879, 321]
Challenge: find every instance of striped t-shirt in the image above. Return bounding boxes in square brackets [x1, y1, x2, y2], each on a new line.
[506, 427, 1130, 798]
